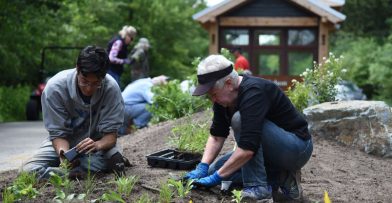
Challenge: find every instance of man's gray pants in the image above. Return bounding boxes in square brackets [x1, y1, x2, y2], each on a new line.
[20, 138, 120, 179]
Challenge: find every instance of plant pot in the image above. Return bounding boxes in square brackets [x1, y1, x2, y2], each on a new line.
[146, 149, 201, 170]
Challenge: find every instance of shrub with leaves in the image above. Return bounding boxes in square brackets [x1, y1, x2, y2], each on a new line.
[148, 79, 210, 124]
[287, 53, 346, 112]
[0, 85, 31, 122]
[170, 118, 210, 154]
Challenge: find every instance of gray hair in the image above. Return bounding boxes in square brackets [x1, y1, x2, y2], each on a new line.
[119, 25, 137, 39]
[135, 38, 150, 51]
[214, 70, 239, 89]
[197, 55, 238, 89]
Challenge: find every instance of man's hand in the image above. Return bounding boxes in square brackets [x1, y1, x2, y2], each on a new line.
[193, 171, 222, 188]
[183, 162, 209, 180]
[76, 138, 99, 154]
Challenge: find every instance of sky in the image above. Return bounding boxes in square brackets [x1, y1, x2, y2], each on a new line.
[206, 0, 225, 7]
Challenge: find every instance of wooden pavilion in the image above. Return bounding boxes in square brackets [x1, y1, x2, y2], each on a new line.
[193, 0, 346, 89]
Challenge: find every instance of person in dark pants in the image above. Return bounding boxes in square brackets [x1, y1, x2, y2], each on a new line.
[107, 25, 137, 86]
[184, 55, 313, 202]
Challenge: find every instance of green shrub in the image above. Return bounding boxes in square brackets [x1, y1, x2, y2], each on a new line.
[0, 85, 31, 122]
[368, 42, 392, 104]
[148, 79, 210, 124]
[332, 33, 392, 104]
[287, 53, 345, 112]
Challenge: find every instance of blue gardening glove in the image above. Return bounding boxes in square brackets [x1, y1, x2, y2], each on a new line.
[194, 171, 222, 188]
[183, 162, 209, 180]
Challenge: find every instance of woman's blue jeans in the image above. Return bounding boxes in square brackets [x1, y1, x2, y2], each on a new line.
[208, 112, 313, 187]
[118, 103, 152, 135]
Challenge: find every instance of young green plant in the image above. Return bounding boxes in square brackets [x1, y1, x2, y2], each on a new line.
[113, 175, 139, 197]
[83, 155, 97, 200]
[167, 178, 193, 198]
[136, 193, 153, 203]
[7, 171, 40, 201]
[159, 180, 174, 203]
[1, 186, 16, 203]
[101, 190, 126, 203]
[49, 171, 86, 203]
[231, 189, 243, 203]
[170, 118, 210, 154]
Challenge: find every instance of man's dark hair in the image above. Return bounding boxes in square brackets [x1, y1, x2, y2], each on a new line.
[76, 45, 109, 79]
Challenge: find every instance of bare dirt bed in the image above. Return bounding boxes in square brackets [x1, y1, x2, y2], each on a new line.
[1, 111, 392, 202]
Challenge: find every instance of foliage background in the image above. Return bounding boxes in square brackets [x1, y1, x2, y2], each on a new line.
[2, 0, 392, 121]
[0, 0, 209, 121]
[330, 0, 392, 104]
[0, 0, 208, 86]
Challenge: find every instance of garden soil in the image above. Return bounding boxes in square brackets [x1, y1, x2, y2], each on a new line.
[1, 111, 392, 202]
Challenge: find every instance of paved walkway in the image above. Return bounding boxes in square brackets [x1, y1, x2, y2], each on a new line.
[0, 121, 47, 172]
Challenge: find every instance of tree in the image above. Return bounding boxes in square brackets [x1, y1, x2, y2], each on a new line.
[0, 0, 208, 86]
[127, 0, 208, 80]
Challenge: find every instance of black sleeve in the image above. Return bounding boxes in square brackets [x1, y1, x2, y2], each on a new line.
[237, 87, 270, 152]
[210, 103, 230, 138]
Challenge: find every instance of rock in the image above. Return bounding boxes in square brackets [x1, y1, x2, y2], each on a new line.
[303, 101, 392, 157]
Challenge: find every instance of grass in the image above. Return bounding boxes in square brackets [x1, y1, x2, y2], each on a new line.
[81, 155, 97, 200]
[1, 187, 16, 203]
[159, 180, 174, 203]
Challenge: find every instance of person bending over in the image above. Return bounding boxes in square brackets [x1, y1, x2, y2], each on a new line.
[184, 55, 313, 202]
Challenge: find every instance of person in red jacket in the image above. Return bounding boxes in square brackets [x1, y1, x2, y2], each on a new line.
[231, 47, 250, 71]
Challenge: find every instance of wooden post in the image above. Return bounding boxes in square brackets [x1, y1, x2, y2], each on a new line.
[318, 22, 330, 61]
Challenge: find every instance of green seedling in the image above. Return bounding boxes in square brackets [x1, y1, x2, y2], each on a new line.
[136, 193, 152, 203]
[53, 193, 86, 203]
[2, 186, 16, 203]
[101, 190, 125, 203]
[49, 171, 85, 203]
[168, 178, 194, 198]
[159, 180, 174, 203]
[231, 189, 243, 203]
[7, 171, 40, 201]
[113, 175, 139, 197]
[170, 118, 209, 154]
[83, 155, 97, 200]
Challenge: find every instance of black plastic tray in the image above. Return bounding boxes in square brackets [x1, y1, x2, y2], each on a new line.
[146, 149, 202, 170]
